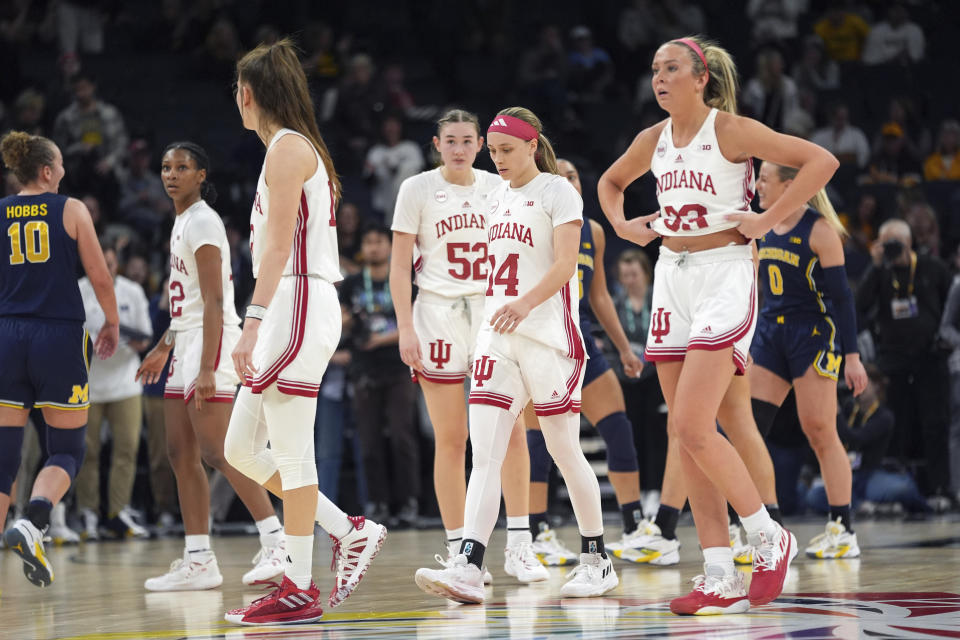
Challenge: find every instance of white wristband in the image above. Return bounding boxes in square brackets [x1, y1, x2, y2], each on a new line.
[246, 304, 267, 321]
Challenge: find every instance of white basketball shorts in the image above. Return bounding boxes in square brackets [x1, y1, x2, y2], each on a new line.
[164, 324, 241, 403]
[468, 326, 585, 417]
[644, 244, 757, 374]
[412, 291, 485, 384]
[247, 275, 341, 398]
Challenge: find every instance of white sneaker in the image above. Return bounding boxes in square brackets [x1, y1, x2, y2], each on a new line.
[3, 518, 54, 587]
[144, 550, 223, 591]
[805, 518, 860, 559]
[447, 545, 493, 584]
[531, 527, 579, 566]
[328, 515, 387, 608]
[242, 540, 285, 585]
[607, 519, 679, 565]
[80, 508, 99, 541]
[117, 507, 150, 539]
[49, 503, 80, 545]
[504, 540, 549, 583]
[560, 553, 618, 598]
[415, 553, 485, 604]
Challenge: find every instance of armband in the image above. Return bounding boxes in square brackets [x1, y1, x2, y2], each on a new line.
[246, 304, 267, 321]
[821, 266, 858, 354]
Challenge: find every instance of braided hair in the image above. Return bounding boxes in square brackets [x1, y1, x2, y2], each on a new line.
[162, 141, 218, 205]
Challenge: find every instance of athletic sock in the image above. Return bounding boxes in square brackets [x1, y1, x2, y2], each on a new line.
[445, 527, 464, 557]
[580, 533, 607, 558]
[530, 512, 548, 538]
[506, 515, 530, 547]
[460, 538, 486, 569]
[765, 504, 783, 526]
[316, 491, 353, 540]
[255, 515, 283, 548]
[740, 506, 777, 542]
[26, 497, 53, 531]
[654, 504, 680, 540]
[284, 534, 314, 590]
[185, 534, 211, 554]
[703, 546, 735, 577]
[620, 500, 643, 535]
[829, 504, 852, 532]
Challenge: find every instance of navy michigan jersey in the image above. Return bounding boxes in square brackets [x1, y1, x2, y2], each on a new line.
[577, 218, 611, 386]
[0, 193, 84, 321]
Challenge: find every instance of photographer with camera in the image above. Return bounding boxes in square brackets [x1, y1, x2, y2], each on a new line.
[340, 224, 420, 528]
[857, 218, 953, 506]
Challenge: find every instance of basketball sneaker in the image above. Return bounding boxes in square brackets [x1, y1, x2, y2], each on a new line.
[415, 553, 485, 604]
[103, 506, 150, 539]
[531, 526, 579, 566]
[80, 508, 99, 541]
[242, 540, 285, 585]
[730, 523, 752, 565]
[670, 571, 749, 615]
[4, 519, 54, 587]
[48, 503, 80, 545]
[747, 523, 797, 606]
[504, 539, 549, 582]
[446, 543, 493, 584]
[144, 550, 223, 591]
[805, 518, 860, 559]
[559, 553, 618, 597]
[327, 515, 387, 608]
[607, 519, 680, 565]
[225, 575, 324, 625]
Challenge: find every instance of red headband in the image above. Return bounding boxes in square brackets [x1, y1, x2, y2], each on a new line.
[487, 114, 539, 141]
[674, 38, 709, 78]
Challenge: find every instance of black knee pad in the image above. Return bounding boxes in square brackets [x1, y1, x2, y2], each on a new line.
[751, 398, 780, 439]
[44, 425, 87, 481]
[596, 412, 639, 472]
[527, 428, 552, 483]
[0, 427, 25, 494]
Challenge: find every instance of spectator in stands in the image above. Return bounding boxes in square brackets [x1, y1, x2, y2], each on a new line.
[617, 1, 660, 63]
[324, 53, 385, 172]
[814, 4, 871, 62]
[656, 0, 705, 41]
[118, 139, 172, 237]
[924, 120, 960, 182]
[566, 25, 614, 102]
[303, 21, 342, 89]
[518, 25, 572, 127]
[874, 97, 930, 165]
[337, 201, 364, 276]
[75, 245, 152, 540]
[862, 4, 925, 65]
[783, 87, 817, 139]
[864, 123, 922, 187]
[10, 89, 46, 136]
[746, 0, 808, 47]
[364, 114, 424, 224]
[314, 324, 354, 504]
[340, 224, 419, 528]
[839, 193, 879, 280]
[806, 364, 929, 514]
[905, 203, 941, 258]
[792, 35, 840, 92]
[224, 217, 252, 312]
[200, 15, 241, 78]
[811, 103, 871, 168]
[856, 219, 952, 503]
[743, 48, 800, 131]
[940, 263, 960, 503]
[382, 63, 416, 117]
[52, 73, 128, 207]
[58, 0, 106, 56]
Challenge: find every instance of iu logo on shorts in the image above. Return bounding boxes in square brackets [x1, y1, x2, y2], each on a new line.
[429, 339, 452, 370]
[473, 355, 496, 388]
[650, 307, 672, 344]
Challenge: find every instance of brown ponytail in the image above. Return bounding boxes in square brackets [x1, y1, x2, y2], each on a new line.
[496, 106, 559, 175]
[1, 131, 57, 184]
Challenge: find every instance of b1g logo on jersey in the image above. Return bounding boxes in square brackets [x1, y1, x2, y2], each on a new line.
[473, 355, 496, 388]
[650, 308, 671, 344]
[435, 190, 448, 203]
[429, 339, 452, 370]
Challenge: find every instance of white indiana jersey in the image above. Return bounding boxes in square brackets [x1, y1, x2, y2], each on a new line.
[649, 108, 755, 237]
[251, 128, 342, 283]
[484, 173, 585, 356]
[392, 167, 502, 298]
[168, 199, 240, 331]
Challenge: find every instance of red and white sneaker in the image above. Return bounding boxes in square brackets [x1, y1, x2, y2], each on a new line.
[748, 523, 797, 606]
[670, 572, 749, 615]
[328, 515, 387, 608]
[224, 575, 324, 625]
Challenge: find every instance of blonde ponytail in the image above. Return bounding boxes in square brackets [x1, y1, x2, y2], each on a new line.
[672, 35, 740, 114]
[496, 106, 559, 175]
[774, 164, 847, 238]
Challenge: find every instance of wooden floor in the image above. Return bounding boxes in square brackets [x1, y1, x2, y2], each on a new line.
[2, 518, 959, 639]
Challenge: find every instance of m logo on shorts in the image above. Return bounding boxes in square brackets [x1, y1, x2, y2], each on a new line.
[650, 308, 672, 344]
[825, 352, 843, 375]
[429, 339, 452, 370]
[473, 355, 496, 388]
[68, 384, 89, 404]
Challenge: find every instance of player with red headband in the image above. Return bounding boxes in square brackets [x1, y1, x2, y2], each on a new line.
[415, 107, 617, 604]
[599, 36, 839, 615]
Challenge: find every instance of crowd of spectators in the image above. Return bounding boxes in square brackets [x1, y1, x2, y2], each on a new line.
[2, 0, 959, 535]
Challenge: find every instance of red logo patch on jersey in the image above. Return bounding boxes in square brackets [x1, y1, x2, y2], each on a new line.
[650, 308, 672, 344]
[674, 154, 684, 163]
[435, 190, 448, 203]
[473, 355, 496, 387]
[429, 339, 452, 370]
[524, 201, 534, 207]
[700, 144, 712, 151]
[656, 141, 667, 157]
[462, 201, 471, 208]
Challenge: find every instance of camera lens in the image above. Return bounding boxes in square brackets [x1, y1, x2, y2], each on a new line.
[882, 240, 903, 261]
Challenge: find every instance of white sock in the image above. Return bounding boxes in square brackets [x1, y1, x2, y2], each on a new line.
[284, 534, 314, 590]
[316, 491, 353, 539]
[185, 534, 211, 554]
[539, 412, 603, 535]
[446, 527, 464, 557]
[507, 529, 532, 547]
[740, 506, 777, 541]
[703, 546, 735, 577]
[256, 515, 283, 548]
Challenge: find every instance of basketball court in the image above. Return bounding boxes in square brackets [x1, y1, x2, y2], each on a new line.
[2, 518, 958, 639]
